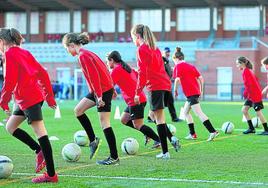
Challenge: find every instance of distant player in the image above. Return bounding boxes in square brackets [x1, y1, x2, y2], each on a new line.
[261, 57, 268, 98]
[62, 32, 119, 165]
[173, 47, 219, 141]
[106, 51, 160, 148]
[0, 28, 58, 183]
[236, 56, 268, 135]
[131, 24, 180, 159]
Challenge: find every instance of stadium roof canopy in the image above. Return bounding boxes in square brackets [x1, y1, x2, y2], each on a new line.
[0, 0, 268, 11]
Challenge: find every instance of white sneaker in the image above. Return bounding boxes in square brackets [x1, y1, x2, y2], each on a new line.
[207, 131, 219, 142]
[156, 152, 170, 159]
[185, 134, 197, 140]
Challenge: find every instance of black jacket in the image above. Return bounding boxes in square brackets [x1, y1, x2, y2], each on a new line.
[162, 56, 172, 79]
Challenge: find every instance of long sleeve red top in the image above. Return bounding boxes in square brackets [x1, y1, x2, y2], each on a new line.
[78, 48, 113, 98]
[135, 43, 171, 95]
[0, 46, 55, 111]
[242, 68, 262, 103]
[111, 64, 146, 106]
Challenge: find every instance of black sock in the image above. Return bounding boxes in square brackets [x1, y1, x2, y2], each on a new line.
[38, 135, 55, 177]
[203, 120, 216, 133]
[165, 126, 173, 142]
[12, 128, 41, 154]
[77, 114, 95, 143]
[157, 124, 168, 154]
[125, 120, 136, 130]
[262, 122, 268, 131]
[103, 127, 118, 159]
[140, 125, 160, 142]
[188, 123, 195, 135]
[247, 120, 255, 130]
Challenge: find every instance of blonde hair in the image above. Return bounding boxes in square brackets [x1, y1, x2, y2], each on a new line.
[131, 24, 156, 49]
[62, 32, 90, 46]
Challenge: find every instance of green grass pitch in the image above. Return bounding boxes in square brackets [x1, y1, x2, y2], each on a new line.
[0, 100, 268, 188]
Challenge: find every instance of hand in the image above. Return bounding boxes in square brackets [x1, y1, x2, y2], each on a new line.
[134, 95, 140, 104]
[174, 90, 178, 97]
[49, 105, 57, 110]
[97, 97, 105, 107]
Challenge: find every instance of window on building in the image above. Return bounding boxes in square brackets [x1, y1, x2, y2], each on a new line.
[45, 11, 70, 34]
[132, 9, 170, 32]
[5, 12, 26, 34]
[88, 10, 125, 33]
[177, 8, 217, 31]
[30, 12, 39, 34]
[224, 7, 260, 30]
[73, 11, 81, 33]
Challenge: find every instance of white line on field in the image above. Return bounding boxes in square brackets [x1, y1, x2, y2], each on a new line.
[216, 128, 264, 132]
[12, 172, 268, 186]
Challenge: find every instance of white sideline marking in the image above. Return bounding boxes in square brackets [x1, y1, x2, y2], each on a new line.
[13, 172, 268, 186]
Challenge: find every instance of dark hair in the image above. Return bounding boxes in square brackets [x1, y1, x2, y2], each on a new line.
[107, 51, 131, 73]
[237, 56, 253, 69]
[0, 28, 23, 45]
[131, 24, 156, 50]
[172, 47, 184, 60]
[62, 32, 90, 46]
[261, 56, 268, 65]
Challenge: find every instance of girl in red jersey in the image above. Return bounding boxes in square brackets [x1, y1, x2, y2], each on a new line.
[0, 28, 58, 183]
[62, 33, 119, 165]
[236, 56, 268, 135]
[131, 24, 180, 159]
[106, 51, 161, 148]
[173, 47, 219, 141]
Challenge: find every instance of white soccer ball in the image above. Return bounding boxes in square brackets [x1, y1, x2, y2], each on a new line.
[0, 156, 13, 178]
[221, 122, 235, 134]
[252, 117, 261, 128]
[121, 138, 139, 155]
[62, 143, 81, 162]
[74, 130, 89, 146]
[167, 124, 176, 135]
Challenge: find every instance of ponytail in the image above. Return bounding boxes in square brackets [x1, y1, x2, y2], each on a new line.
[131, 24, 156, 50]
[172, 47, 184, 60]
[62, 32, 90, 46]
[237, 56, 253, 70]
[107, 51, 131, 73]
[0, 28, 23, 45]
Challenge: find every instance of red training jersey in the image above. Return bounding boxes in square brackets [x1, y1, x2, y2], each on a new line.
[135, 43, 171, 95]
[242, 68, 262, 103]
[78, 48, 113, 98]
[173, 61, 201, 97]
[111, 64, 146, 106]
[0, 46, 55, 111]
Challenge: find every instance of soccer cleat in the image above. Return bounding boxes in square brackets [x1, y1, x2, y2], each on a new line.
[207, 131, 219, 141]
[89, 137, 101, 159]
[257, 131, 268, 135]
[147, 116, 154, 123]
[96, 156, 120, 165]
[35, 150, 46, 173]
[172, 118, 182, 122]
[243, 129, 256, 134]
[156, 152, 170, 160]
[151, 141, 161, 149]
[144, 135, 151, 146]
[185, 133, 197, 140]
[32, 172, 58, 183]
[171, 136, 181, 152]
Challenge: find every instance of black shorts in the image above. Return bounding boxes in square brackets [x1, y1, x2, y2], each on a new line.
[124, 102, 146, 120]
[244, 99, 264, 112]
[187, 95, 200, 106]
[13, 101, 43, 124]
[148, 90, 170, 111]
[85, 89, 113, 112]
